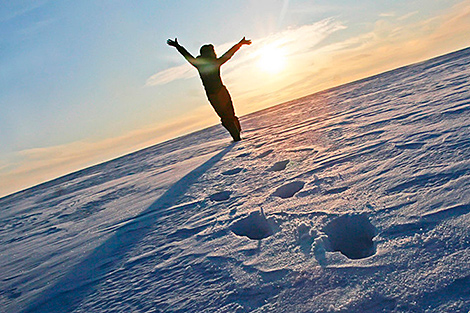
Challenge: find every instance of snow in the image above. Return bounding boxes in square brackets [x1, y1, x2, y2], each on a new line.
[1, 47, 470, 312]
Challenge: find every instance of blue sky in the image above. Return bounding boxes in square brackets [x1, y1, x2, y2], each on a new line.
[1, 0, 470, 197]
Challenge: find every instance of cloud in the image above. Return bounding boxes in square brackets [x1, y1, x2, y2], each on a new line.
[0, 0, 51, 22]
[0, 160, 11, 173]
[145, 64, 195, 87]
[278, 0, 290, 25]
[426, 1, 470, 48]
[397, 11, 419, 21]
[16, 17, 56, 36]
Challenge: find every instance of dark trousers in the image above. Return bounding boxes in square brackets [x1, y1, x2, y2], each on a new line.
[207, 86, 241, 140]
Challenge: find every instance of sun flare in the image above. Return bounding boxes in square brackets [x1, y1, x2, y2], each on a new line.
[257, 46, 287, 74]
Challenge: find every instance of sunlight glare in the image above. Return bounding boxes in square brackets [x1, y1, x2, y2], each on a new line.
[257, 46, 287, 75]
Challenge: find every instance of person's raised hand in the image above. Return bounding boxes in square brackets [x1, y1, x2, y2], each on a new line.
[167, 38, 179, 47]
[239, 37, 252, 46]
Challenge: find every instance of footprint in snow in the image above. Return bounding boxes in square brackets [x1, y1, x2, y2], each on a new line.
[222, 168, 243, 175]
[230, 211, 273, 240]
[236, 152, 251, 158]
[272, 181, 305, 198]
[209, 191, 232, 201]
[323, 214, 377, 260]
[267, 160, 289, 172]
[256, 149, 273, 158]
[395, 142, 425, 150]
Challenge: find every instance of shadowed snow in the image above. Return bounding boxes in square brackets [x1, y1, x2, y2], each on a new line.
[323, 214, 377, 259]
[230, 210, 273, 240]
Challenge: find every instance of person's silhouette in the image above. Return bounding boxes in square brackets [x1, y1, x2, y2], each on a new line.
[167, 37, 251, 141]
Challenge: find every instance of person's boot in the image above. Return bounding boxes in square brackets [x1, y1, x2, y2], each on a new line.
[222, 119, 241, 141]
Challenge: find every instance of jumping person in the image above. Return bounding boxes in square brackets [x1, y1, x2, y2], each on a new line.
[167, 37, 251, 141]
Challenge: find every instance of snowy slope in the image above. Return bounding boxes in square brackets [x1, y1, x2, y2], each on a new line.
[1, 47, 470, 313]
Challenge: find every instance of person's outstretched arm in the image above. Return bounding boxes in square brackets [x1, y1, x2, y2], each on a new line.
[219, 37, 251, 65]
[167, 38, 197, 67]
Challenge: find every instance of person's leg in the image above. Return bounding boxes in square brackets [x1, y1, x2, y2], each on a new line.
[234, 116, 241, 132]
[221, 118, 241, 141]
[208, 87, 242, 140]
[218, 91, 241, 140]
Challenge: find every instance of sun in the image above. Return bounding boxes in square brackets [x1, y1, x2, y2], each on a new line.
[257, 46, 287, 75]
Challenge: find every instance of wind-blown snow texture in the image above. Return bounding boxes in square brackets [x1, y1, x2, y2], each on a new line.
[1, 47, 470, 313]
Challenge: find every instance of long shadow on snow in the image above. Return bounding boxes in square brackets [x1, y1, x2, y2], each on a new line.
[22, 143, 236, 313]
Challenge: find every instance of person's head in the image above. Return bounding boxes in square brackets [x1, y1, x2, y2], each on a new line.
[199, 44, 216, 58]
